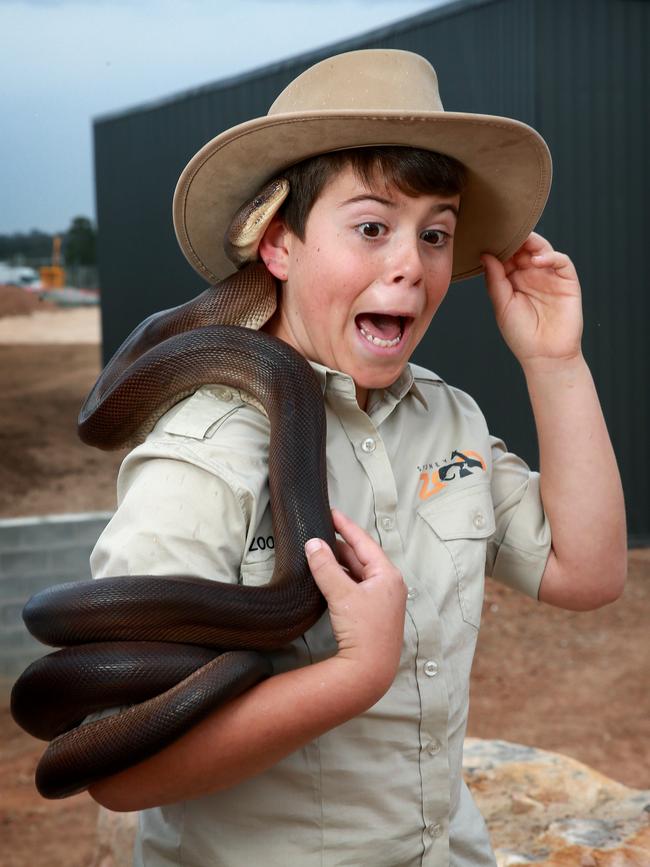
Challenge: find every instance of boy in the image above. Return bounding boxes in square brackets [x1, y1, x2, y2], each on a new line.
[88, 50, 626, 865]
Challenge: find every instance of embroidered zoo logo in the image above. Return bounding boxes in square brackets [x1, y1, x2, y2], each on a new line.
[417, 450, 486, 500]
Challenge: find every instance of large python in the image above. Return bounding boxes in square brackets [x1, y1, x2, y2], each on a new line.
[10, 179, 337, 799]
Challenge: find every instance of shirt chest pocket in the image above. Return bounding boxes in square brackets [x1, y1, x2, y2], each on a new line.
[417, 484, 495, 628]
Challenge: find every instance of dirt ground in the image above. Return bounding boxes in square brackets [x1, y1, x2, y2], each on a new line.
[1, 293, 648, 867]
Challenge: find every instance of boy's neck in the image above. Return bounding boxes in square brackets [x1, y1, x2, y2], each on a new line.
[355, 384, 369, 412]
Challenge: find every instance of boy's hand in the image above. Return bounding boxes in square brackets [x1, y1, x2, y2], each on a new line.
[305, 509, 406, 697]
[481, 232, 583, 369]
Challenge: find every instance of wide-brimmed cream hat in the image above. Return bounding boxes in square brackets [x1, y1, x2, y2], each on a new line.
[173, 48, 552, 284]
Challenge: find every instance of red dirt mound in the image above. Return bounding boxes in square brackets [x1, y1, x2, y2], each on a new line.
[0, 285, 57, 318]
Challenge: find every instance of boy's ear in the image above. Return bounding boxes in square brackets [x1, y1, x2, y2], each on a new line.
[258, 215, 291, 282]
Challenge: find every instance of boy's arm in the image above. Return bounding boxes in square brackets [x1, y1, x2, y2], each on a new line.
[89, 509, 407, 812]
[482, 234, 627, 611]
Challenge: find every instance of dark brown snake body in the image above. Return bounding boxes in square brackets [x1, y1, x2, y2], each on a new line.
[10, 263, 335, 799]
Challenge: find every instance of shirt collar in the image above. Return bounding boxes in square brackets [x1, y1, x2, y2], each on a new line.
[307, 360, 432, 412]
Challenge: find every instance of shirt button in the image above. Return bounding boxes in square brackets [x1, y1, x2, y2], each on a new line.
[407, 586, 418, 600]
[428, 823, 444, 839]
[361, 437, 376, 453]
[473, 511, 486, 529]
[213, 386, 232, 401]
[381, 516, 393, 530]
[424, 659, 439, 677]
[426, 739, 441, 755]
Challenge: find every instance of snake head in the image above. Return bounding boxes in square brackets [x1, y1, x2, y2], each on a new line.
[224, 178, 290, 268]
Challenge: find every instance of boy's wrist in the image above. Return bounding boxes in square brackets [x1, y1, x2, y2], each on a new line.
[520, 350, 588, 383]
[328, 652, 397, 712]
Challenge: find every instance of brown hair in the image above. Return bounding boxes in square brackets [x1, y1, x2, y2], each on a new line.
[279, 146, 466, 239]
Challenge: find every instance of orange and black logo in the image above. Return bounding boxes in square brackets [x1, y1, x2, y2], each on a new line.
[418, 449, 486, 500]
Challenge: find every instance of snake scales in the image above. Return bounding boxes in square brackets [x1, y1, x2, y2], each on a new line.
[10, 181, 336, 799]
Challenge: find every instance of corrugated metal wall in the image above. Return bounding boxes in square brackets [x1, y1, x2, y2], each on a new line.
[94, 0, 649, 542]
[532, 0, 649, 543]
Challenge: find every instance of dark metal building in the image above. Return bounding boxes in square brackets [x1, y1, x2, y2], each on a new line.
[94, 0, 649, 542]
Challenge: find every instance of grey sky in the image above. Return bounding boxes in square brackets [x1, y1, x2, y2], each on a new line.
[0, 0, 445, 234]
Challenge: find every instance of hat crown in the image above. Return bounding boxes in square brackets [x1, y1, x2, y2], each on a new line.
[269, 49, 444, 115]
[175, 49, 551, 287]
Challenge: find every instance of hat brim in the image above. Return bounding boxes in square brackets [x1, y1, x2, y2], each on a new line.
[173, 110, 552, 284]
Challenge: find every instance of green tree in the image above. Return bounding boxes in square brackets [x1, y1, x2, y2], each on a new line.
[64, 216, 97, 266]
[0, 230, 54, 263]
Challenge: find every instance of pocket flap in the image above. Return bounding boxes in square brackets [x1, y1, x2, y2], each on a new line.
[418, 486, 495, 540]
[163, 386, 244, 440]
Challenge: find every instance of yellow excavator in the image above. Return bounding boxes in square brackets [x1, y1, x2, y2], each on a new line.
[39, 236, 66, 289]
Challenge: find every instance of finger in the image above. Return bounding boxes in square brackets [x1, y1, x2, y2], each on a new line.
[530, 250, 577, 280]
[304, 538, 351, 598]
[331, 508, 389, 574]
[481, 253, 513, 317]
[519, 231, 554, 256]
[335, 538, 364, 581]
[512, 248, 536, 271]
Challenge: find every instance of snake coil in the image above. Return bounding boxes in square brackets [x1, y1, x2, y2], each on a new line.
[11, 248, 335, 798]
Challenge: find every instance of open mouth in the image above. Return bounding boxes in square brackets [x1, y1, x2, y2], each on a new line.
[355, 313, 411, 349]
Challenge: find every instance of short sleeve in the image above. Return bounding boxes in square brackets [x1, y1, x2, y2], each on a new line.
[486, 436, 551, 598]
[90, 456, 248, 583]
[89, 385, 269, 584]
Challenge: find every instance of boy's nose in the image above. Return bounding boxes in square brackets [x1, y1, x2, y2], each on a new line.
[387, 239, 424, 286]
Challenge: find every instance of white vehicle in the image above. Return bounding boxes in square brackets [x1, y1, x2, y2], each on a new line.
[0, 263, 40, 288]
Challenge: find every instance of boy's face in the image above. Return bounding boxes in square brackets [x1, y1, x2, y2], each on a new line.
[262, 165, 459, 408]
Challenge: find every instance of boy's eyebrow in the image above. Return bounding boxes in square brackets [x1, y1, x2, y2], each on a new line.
[339, 194, 459, 218]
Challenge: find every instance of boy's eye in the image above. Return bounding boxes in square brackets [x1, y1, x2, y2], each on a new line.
[357, 222, 385, 238]
[420, 229, 448, 247]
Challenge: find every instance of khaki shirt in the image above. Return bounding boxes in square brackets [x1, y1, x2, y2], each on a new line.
[91, 361, 551, 867]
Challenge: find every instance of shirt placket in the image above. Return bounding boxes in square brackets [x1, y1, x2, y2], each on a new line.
[331, 380, 452, 865]
[405, 575, 452, 862]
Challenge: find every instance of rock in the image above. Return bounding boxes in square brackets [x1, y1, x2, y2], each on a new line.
[463, 738, 650, 866]
[90, 739, 650, 866]
[510, 792, 544, 814]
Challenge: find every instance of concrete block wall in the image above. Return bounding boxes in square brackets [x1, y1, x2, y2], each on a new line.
[0, 512, 111, 693]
